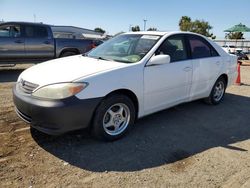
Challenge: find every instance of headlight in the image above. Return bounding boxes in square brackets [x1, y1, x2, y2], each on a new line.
[32, 83, 88, 99]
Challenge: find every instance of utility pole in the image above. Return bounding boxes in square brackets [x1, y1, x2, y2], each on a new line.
[33, 14, 36, 22]
[143, 19, 147, 31]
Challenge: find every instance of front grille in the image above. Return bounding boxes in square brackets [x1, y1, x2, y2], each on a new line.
[18, 79, 39, 94]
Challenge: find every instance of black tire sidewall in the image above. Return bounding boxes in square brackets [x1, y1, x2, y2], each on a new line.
[61, 51, 77, 57]
[210, 77, 226, 105]
[92, 94, 136, 141]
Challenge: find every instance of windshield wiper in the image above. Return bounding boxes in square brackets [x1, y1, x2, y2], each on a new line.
[97, 57, 113, 61]
[97, 57, 109, 60]
[87, 55, 115, 62]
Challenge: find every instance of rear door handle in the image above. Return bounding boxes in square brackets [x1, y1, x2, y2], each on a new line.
[183, 67, 192, 72]
[216, 61, 220, 65]
[14, 40, 23, 44]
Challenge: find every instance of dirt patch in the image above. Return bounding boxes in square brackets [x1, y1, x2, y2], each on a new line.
[0, 66, 250, 187]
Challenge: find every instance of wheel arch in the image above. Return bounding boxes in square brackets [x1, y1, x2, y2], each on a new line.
[104, 89, 139, 119]
[59, 48, 80, 57]
[204, 73, 228, 105]
[218, 73, 228, 87]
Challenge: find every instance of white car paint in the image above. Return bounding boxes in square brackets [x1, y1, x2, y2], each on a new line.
[17, 31, 238, 119]
[143, 59, 193, 114]
[18, 55, 127, 87]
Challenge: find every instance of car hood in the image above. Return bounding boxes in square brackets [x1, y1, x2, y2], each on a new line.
[18, 55, 126, 86]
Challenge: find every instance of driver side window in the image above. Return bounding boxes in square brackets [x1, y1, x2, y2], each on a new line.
[0, 25, 21, 38]
[156, 36, 188, 62]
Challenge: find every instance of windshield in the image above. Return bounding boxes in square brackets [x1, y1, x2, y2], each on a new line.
[87, 34, 161, 63]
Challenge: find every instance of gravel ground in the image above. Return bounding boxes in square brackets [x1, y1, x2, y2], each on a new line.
[0, 63, 250, 187]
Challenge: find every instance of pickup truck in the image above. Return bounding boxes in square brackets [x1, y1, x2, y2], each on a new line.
[0, 22, 101, 64]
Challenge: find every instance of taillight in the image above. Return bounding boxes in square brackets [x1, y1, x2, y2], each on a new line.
[85, 41, 98, 52]
[91, 43, 96, 49]
[86, 43, 96, 51]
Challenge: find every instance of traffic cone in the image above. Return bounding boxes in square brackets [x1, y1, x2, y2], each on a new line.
[235, 61, 241, 85]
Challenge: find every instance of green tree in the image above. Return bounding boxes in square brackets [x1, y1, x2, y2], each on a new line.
[179, 16, 216, 39]
[226, 32, 244, 39]
[179, 16, 192, 31]
[94, 27, 106, 34]
[131, 25, 140, 32]
[147, 27, 157, 31]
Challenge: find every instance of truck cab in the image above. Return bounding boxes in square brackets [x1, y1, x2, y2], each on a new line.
[0, 22, 100, 65]
[0, 22, 55, 64]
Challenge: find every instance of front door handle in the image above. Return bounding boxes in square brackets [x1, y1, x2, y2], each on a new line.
[183, 67, 192, 72]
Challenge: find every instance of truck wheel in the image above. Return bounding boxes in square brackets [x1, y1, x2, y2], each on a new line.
[60, 51, 77, 57]
[204, 77, 226, 105]
[92, 94, 136, 141]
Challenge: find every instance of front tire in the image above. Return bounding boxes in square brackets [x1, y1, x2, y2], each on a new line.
[204, 77, 226, 105]
[92, 94, 136, 141]
[60, 51, 77, 57]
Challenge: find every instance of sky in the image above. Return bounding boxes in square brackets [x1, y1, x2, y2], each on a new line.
[1, 0, 250, 39]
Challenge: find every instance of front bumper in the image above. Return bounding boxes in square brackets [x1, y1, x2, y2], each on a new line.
[13, 84, 102, 135]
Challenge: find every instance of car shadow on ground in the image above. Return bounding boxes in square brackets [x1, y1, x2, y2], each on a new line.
[0, 69, 24, 83]
[31, 93, 250, 172]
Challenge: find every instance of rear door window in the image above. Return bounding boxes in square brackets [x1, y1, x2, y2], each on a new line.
[188, 35, 219, 59]
[25, 25, 48, 38]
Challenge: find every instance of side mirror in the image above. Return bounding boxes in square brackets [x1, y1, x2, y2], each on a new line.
[147, 55, 170, 66]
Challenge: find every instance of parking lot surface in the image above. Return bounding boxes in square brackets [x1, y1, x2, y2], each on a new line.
[0, 63, 250, 187]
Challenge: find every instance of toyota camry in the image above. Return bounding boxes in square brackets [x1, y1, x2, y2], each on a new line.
[13, 31, 237, 141]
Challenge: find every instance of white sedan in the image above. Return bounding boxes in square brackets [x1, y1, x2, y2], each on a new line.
[13, 31, 237, 141]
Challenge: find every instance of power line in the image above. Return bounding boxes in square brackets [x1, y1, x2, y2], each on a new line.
[33, 14, 36, 22]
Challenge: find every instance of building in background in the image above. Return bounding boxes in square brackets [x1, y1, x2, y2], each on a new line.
[214, 39, 250, 53]
[51, 25, 107, 40]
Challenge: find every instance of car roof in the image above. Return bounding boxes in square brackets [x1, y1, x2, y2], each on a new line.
[125, 31, 169, 36]
[0, 21, 50, 27]
[123, 31, 205, 37]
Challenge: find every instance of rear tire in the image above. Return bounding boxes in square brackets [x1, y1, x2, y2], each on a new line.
[204, 77, 226, 105]
[92, 94, 136, 141]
